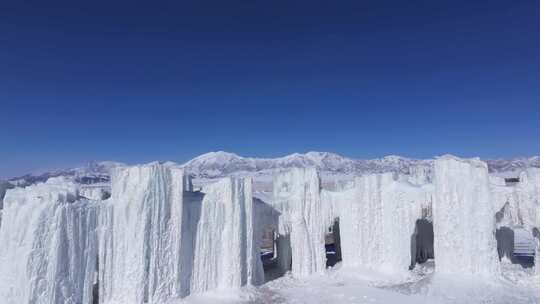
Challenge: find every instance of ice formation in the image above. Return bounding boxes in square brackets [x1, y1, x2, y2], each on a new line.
[0, 181, 14, 227]
[1, 155, 540, 304]
[98, 164, 187, 304]
[0, 178, 98, 304]
[433, 156, 500, 276]
[191, 177, 264, 292]
[98, 163, 268, 303]
[272, 168, 330, 277]
[491, 168, 540, 230]
[322, 173, 433, 274]
[79, 185, 110, 200]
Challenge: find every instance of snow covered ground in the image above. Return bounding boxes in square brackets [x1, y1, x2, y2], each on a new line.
[176, 261, 540, 304]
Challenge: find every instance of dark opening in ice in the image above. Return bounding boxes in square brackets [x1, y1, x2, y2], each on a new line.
[496, 227, 535, 268]
[262, 230, 292, 282]
[409, 219, 434, 270]
[326, 219, 342, 267]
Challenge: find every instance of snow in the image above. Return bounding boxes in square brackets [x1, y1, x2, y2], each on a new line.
[173, 261, 540, 304]
[0, 177, 98, 304]
[433, 155, 500, 276]
[181, 151, 434, 181]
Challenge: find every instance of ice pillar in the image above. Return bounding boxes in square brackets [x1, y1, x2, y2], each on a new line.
[191, 177, 263, 292]
[99, 164, 186, 304]
[337, 173, 428, 273]
[433, 156, 500, 276]
[273, 168, 327, 277]
[0, 178, 98, 304]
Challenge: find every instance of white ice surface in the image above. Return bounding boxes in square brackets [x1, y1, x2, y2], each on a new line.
[321, 172, 433, 275]
[100, 164, 265, 303]
[0, 178, 98, 304]
[272, 168, 329, 277]
[191, 177, 264, 293]
[433, 156, 500, 277]
[98, 163, 186, 304]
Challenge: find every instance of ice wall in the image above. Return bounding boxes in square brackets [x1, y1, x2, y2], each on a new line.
[0, 180, 12, 207]
[273, 168, 329, 277]
[98, 163, 186, 304]
[329, 173, 431, 273]
[516, 169, 540, 229]
[80, 185, 110, 200]
[99, 164, 265, 303]
[0, 178, 98, 304]
[408, 164, 433, 185]
[0, 181, 14, 227]
[490, 169, 540, 230]
[433, 156, 500, 276]
[191, 177, 264, 293]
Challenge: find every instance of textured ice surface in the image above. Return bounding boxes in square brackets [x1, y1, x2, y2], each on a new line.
[191, 177, 264, 293]
[99, 164, 265, 303]
[273, 168, 329, 277]
[79, 185, 110, 200]
[2, 158, 540, 304]
[491, 168, 540, 230]
[0, 178, 98, 304]
[433, 156, 500, 276]
[0, 180, 12, 207]
[98, 163, 186, 304]
[326, 173, 432, 274]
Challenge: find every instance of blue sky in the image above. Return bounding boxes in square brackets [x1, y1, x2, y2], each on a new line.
[1, 0, 539, 177]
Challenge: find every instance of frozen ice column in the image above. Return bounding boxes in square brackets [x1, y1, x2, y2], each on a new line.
[191, 177, 264, 293]
[0, 178, 98, 304]
[433, 155, 500, 276]
[272, 168, 328, 277]
[335, 173, 430, 274]
[99, 163, 186, 304]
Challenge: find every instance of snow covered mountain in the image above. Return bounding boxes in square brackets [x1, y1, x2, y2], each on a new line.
[181, 151, 432, 178]
[5, 152, 540, 185]
[181, 151, 540, 179]
[8, 161, 126, 187]
[486, 156, 540, 173]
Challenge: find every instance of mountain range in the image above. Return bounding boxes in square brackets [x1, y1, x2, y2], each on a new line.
[6, 151, 540, 186]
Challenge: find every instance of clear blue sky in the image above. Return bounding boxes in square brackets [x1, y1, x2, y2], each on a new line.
[1, 0, 539, 177]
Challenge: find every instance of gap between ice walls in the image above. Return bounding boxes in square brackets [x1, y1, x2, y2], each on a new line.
[0, 156, 539, 304]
